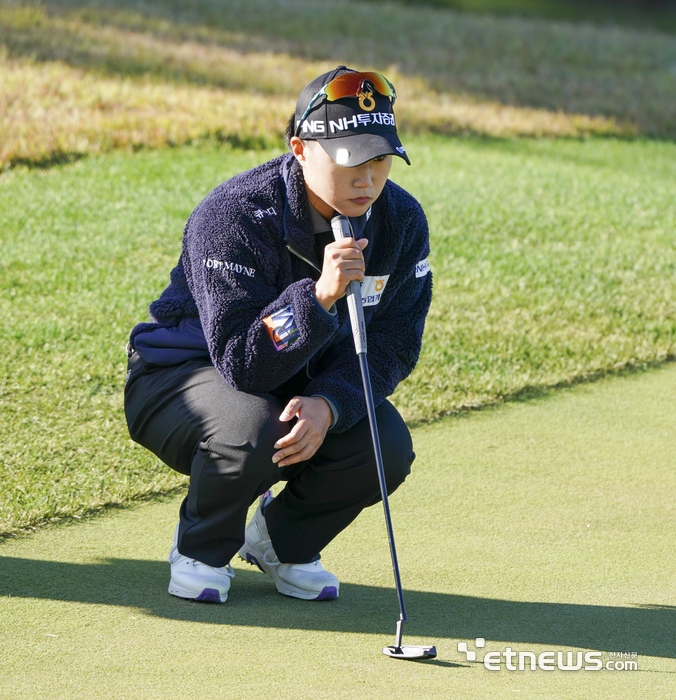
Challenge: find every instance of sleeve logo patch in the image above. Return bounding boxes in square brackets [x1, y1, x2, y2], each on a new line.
[415, 258, 430, 278]
[263, 305, 299, 351]
[361, 275, 390, 307]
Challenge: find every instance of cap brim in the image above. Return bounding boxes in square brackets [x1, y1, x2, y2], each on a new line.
[318, 132, 411, 167]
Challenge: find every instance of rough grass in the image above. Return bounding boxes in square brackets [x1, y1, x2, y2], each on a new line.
[4, 0, 675, 168]
[0, 146, 276, 535]
[2, 136, 675, 534]
[0, 50, 626, 171]
[42, 0, 676, 134]
[0, 52, 289, 168]
[361, 0, 676, 33]
[394, 136, 676, 421]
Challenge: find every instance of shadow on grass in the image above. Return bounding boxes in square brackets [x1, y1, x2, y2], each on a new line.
[1, 555, 674, 659]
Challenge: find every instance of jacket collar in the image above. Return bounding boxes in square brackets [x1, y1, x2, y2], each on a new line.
[282, 154, 315, 256]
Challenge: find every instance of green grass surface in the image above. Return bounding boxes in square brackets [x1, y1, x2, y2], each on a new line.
[4, 0, 676, 143]
[1, 363, 675, 699]
[395, 136, 676, 421]
[2, 136, 675, 534]
[0, 146, 276, 534]
[363, 0, 676, 33]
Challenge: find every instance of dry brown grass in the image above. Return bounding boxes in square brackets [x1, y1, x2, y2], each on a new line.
[0, 53, 292, 168]
[0, 1, 642, 169]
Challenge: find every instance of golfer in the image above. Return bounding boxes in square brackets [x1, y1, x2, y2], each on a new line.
[124, 66, 433, 603]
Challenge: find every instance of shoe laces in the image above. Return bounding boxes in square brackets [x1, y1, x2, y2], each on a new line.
[176, 551, 234, 577]
[262, 542, 280, 569]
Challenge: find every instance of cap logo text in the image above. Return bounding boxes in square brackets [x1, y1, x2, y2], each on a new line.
[299, 114, 395, 136]
[328, 113, 395, 133]
[296, 119, 326, 135]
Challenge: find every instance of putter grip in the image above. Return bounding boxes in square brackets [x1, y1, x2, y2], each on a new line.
[330, 214, 367, 355]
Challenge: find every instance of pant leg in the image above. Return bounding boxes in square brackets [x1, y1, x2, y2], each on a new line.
[124, 354, 287, 567]
[264, 399, 415, 564]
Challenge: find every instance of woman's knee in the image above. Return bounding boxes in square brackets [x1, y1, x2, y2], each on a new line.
[188, 410, 286, 512]
[376, 401, 414, 490]
[337, 401, 414, 500]
[228, 395, 285, 450]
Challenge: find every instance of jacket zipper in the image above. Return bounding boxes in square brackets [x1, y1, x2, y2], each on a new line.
[286, 243, 322, 273]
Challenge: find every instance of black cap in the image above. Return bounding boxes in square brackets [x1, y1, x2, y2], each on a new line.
[294, 66, 410, 167]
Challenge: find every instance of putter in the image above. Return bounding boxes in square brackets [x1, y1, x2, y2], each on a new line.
[331, 213, 437, 661]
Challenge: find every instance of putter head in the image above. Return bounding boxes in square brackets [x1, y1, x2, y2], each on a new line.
[383, 645, 437, 660]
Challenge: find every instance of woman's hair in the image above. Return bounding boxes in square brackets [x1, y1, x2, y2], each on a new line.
[285, 113, 317, 151]
[284, 113, 295, 150]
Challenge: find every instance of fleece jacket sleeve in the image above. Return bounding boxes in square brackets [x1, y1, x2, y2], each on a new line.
[182, 204, 340, 394]
[303, 210, 433, 433]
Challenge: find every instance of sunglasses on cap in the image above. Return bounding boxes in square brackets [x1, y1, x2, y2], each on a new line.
[296, 71, 397, 135]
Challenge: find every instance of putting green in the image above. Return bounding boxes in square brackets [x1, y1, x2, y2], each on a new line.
[1, 364, 675, 699]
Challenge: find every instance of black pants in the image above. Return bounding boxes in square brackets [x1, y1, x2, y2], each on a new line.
[124, 354, 414, 567]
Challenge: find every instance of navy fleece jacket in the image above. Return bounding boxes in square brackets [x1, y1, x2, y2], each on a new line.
[130, 153, 432, 433]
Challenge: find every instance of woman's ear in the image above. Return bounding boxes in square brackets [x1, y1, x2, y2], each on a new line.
[290, 136, 307, 164]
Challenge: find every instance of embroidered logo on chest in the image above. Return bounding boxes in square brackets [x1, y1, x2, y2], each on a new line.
[203, 259, 256, 277]
[253, 206, 277, 220]
[361, 275, 390, 307]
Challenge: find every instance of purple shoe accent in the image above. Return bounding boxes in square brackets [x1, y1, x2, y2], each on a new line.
[314, 586, 338, 601]
[195, 588, 222, 603]
[246, 553, 265, 573]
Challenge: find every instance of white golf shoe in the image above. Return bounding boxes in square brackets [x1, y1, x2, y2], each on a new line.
[168, 525, 234, 603]
[238, 492, 339, 601]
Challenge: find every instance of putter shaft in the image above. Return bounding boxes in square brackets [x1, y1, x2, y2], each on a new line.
[330, 213, 408, 639]
[358, 351, 407, 632]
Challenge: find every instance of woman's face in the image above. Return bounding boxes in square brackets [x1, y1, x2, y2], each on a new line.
[292, 138, 392, 220]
